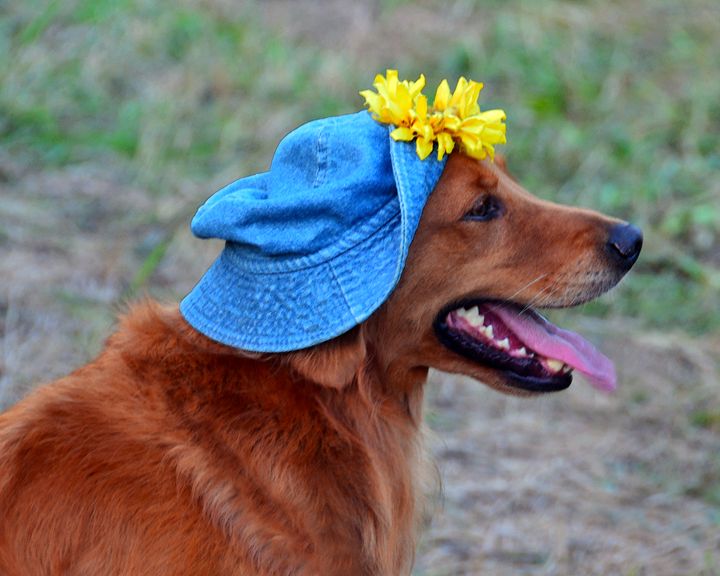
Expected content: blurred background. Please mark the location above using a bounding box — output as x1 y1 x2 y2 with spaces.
1 0 718 573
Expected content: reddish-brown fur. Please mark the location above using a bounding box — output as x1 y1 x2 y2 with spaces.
0 155 630 575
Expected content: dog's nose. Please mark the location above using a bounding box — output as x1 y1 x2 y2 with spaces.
606 223 643 270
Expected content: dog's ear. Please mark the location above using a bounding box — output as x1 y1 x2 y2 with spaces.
285 326 367 389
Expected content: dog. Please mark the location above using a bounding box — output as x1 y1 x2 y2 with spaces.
0 153 641 575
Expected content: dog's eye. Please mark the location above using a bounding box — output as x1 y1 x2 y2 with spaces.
464 195 504 222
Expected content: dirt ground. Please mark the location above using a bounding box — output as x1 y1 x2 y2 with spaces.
1 152 719 576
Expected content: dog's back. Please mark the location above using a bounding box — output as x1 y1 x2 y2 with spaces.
0 304 242 574
0 302 423 575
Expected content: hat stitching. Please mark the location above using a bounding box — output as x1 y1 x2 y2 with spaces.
312 123 328 190
328 260 359 323
181 261 357 350
389 136 411 281
220 197 400 274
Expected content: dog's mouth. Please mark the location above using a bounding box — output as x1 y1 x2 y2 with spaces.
434 301 616 393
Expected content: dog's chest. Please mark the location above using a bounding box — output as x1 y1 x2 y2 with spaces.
172 401 423 575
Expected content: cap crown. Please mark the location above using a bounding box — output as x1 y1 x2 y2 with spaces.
181 111 446 351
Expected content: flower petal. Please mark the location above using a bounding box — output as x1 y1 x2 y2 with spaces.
390 126 415 141
433 79 450 111
409 74 426 99
437 132 455 160
416 137 434 160
416 94 428 120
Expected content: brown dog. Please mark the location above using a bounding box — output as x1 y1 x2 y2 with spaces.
0 154 641 575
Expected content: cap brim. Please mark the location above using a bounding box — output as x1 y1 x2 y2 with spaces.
180 202 402 352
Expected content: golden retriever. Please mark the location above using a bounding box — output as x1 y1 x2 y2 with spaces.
0 154 641 575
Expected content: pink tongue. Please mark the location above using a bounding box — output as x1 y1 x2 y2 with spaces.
490 305 617 392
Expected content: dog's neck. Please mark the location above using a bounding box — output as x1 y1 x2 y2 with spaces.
114 303 431 574
278 317 434 575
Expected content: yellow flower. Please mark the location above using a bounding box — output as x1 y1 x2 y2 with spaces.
360 70 426 128
360 70 507 162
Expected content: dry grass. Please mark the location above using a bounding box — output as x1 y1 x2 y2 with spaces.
1 0 719 574
418 328 720 575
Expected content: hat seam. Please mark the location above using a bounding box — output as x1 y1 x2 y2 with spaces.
389 137 410 282
328 259 360 323
313 123 328 189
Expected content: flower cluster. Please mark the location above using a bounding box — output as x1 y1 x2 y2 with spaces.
360 70 507 161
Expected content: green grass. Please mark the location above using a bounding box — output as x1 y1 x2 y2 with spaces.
1 0 718 332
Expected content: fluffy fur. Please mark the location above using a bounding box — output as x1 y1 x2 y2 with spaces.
0 154 633 575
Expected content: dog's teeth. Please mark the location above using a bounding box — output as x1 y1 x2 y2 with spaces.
546 359 564 373
497 337 510 350
517 347 528 357
484 325 494 339
561 365 573 374
466 306 484 327
457 307 485 327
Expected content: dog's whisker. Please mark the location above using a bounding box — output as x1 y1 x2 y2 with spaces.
519 280 562 314
506 273 549 302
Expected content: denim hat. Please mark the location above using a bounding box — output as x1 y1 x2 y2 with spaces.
180 110 446 351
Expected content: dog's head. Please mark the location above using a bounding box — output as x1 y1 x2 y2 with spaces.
289 153 642 395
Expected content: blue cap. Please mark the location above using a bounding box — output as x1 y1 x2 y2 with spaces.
180 110 446 352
